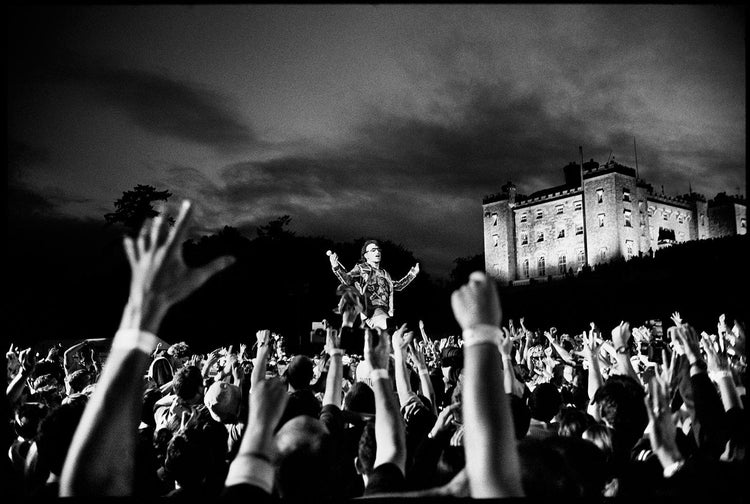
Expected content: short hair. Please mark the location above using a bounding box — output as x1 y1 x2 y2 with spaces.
360 239 380 260
35 401 86 475
285 355 313 390
556 406 595 438
592 375 647 451
344 382 375 416
167 342 192 360
357 420 377 476
528 382 562 422
275 416 337 499
164 428 209 488
66 369 92 394
171 365 203 401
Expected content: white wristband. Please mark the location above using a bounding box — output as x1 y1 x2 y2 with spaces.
462 325 501 348
709 370 732 381
369 369 389 381
418 368 430 376
112 329 158 355
225 453 275 493
328 349 344 357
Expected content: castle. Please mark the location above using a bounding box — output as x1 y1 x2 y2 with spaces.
483 158 747 285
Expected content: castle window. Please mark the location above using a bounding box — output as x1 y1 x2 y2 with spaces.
522 259 530 278
558 255 566 274
575 224 584 235
741 218 746 229
638 201 644 213
491 213 498 226
556 205 564 215
599 247 607 261
521 232 528 245
640 222 646 236
493 264 501 276
597 189 604 203
574 200 582 211
537 256 546 276
677 214 684 224
537 232 544 242
520 213 528 223
624 209 632 227
536 209 543 220
492 234 499 247
663 211 668 221
558 228 565 239
700 213 705 226
626 240 634 260
598 213 605 227
623 188 631 202
577 250 585 266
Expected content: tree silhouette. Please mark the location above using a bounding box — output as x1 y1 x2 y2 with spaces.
104 185 175 236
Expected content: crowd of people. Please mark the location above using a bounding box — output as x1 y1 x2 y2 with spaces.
5 200 747 500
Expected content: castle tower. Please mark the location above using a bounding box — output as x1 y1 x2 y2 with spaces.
483 182 517 284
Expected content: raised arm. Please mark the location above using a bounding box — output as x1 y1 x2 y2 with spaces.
322 326 343 408
391 323 416 407
544 328 576 365
250 330 272 390
365 327 407 475
7 348 35 408
408 340 437 416
451 272 523 498
393 263 419 291
610 321 639 382
499 328 524 397
224 378 289 495
702 333 742 412
582 330 604 420
60 200 235 496
329 252 358 285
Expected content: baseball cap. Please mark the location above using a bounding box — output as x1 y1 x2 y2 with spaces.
204 381 241 423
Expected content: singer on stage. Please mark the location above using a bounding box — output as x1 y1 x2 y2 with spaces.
328 240 419 330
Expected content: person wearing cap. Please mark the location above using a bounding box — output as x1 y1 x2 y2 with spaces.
328 240 419 330
204 381 244 460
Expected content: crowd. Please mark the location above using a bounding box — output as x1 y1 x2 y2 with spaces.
5 200 747 500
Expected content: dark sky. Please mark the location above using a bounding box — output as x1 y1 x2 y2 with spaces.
8 5 746 277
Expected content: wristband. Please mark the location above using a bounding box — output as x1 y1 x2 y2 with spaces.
328 349 344 357
112 329 158 355
709 370 732 380
369 369 389 381
462 325 501 348
225 452 275 493
418 368 430 376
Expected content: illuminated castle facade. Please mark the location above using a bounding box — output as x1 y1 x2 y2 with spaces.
483 158 747 285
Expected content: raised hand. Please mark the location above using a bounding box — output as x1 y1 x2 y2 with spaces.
407 340 427 370
644 375 683 469
672 324 701 364
364 328 391 371
429 402 461 438
451 271 501 330
391 323 410 354
256 330 271 349
328 251 340 269
611 321 631 351
498 327 513 357
122 201 235 326
324 326 341 354
670 311 683 327
410 263 420 276
701 334 729 373
658 346 677 386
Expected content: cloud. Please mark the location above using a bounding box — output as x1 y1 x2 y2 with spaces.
53 62 260 154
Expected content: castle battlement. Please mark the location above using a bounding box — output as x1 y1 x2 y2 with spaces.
482 159 746 285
